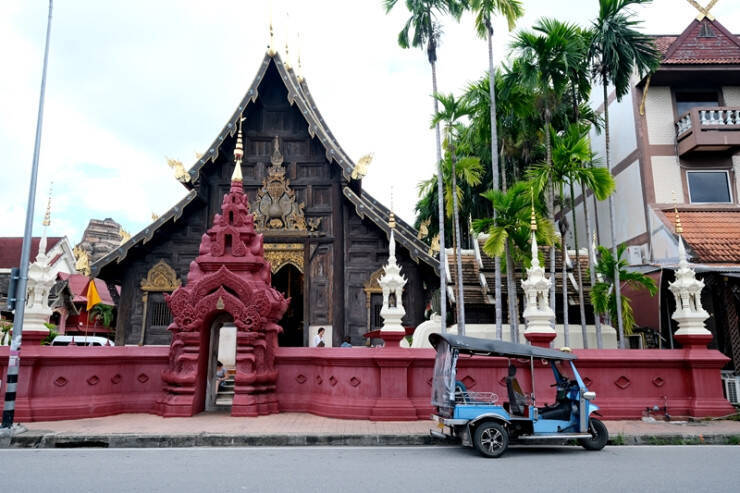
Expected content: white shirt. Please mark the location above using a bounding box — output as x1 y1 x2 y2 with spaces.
313 334 323 347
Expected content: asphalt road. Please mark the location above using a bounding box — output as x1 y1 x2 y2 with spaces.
2 445 739 492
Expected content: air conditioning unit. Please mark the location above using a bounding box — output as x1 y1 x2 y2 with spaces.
626 245 643 266
721 371 740 405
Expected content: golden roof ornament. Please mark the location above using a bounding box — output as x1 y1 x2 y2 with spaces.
119 227 131 245
417 218 430 240
389 211 396 230
167 157 191 183
672 191 683 235
351 153 373 180
429 234 440 256
232 117 245 182
687 0 718 21
152 212 159 221
73 246 91 277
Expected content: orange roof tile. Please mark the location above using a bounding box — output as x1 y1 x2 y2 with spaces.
664 209 740 263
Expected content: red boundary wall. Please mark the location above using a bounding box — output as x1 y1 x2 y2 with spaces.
0 345 733 422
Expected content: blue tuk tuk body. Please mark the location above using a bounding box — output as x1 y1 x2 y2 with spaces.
429 334 608 458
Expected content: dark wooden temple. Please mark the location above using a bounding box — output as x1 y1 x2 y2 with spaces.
93 52 438 347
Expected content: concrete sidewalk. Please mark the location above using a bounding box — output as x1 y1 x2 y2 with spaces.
2 412 740 448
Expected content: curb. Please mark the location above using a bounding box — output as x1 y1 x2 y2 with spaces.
5 432 444 449
2 431 739 448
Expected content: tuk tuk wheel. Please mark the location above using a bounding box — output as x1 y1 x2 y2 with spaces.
473 422 509 458
579 418 608 451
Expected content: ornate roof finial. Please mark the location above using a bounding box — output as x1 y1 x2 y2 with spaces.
672 190 683 235
530 187 537 232
232 117 245 183
284 41 291 70
388 186 396 229
267 21 276 56
42 182 52 227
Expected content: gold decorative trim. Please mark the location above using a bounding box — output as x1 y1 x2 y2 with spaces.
252 136 320 232
264 243 304 274
141 260 181 292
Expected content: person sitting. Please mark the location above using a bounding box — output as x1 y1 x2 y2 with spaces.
340 336 352 348
215 361 226 392
506 365 527 416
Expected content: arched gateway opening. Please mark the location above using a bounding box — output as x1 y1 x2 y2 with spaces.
154 138 288 418
274 264 304 347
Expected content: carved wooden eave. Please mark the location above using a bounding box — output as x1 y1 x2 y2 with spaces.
91 190 198 277
342 186 439 274
185 52 359 186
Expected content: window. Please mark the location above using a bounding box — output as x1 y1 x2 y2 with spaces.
149 301 173 327
687 171 732 203
675 91 719 116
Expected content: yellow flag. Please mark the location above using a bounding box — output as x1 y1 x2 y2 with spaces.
86 278 102 311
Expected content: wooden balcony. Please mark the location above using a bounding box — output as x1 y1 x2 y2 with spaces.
675 107 740 156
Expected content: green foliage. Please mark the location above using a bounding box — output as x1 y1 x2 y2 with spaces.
384 0 466 63
470 0 524 36
42 324 59 346
90 303 114 327
589 244 657 335
588 0 661 99
474 181 556 264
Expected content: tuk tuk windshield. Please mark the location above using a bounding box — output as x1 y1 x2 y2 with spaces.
431 339 458 408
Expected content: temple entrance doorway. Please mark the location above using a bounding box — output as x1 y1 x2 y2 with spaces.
274 264 304 347
203 314 236 412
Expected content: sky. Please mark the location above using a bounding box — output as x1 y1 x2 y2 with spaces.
1 0 739 245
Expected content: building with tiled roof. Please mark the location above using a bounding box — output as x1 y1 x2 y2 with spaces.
0 236 76 318
569 11 740 366
92 51 438 347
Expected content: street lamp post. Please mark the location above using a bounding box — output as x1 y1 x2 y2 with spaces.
1 0 54 429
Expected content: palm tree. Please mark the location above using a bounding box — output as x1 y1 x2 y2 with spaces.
432 92 477 334
385 0 466 333
474 181 556 342
513 18 584 318
588 0 660 347
590 244 657 339
90 303 114 328
469 0 524 340
529 124 615 347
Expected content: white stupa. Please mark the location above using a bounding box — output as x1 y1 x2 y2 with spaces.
668 207 711 337
379 212 407 333
24 193 56 333
522 203 556 341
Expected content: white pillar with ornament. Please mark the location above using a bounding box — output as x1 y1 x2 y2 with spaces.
23 193 55 344
522 203 556 347
668 206 712 345
378 212 408 347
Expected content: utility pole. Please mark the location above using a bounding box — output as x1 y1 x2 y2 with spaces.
1 0 54 429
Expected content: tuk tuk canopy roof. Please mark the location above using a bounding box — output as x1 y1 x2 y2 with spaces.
428 333 577 361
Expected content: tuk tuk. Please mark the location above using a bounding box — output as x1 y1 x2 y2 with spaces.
429 333 608 458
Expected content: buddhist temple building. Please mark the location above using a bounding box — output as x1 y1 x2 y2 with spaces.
92 51 438 347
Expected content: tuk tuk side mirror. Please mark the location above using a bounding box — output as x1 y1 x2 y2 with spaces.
583 391 596 401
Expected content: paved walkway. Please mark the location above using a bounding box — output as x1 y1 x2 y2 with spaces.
3 412 740 448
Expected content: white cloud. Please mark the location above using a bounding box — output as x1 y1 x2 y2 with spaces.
1 0 738 244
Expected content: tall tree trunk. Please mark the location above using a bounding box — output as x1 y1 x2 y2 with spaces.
545 112 556 320
487 23 503 340
505 240 518 342
584 190 603 348
570 181 588 349
560 184 569 347
603 79 625 347
431 60 447 333
451 150 466 335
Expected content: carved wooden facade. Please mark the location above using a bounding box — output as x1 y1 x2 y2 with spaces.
93 53 438 346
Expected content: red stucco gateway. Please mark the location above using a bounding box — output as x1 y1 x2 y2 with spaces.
153 150 288 418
